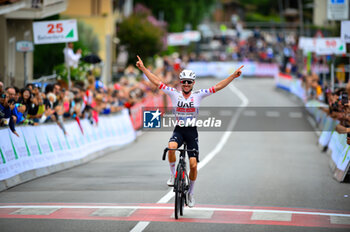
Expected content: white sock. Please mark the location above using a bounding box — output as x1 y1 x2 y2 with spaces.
189 180 195 195
169 162 176 176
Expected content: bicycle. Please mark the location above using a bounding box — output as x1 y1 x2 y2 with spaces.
162 142 199 219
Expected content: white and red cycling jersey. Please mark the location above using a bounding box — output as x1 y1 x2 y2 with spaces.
158 82 216 123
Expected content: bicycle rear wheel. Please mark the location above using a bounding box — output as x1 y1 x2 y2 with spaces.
174 166 182 219
179 171 185 216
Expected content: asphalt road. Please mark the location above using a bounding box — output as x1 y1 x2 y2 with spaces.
0 77 349 232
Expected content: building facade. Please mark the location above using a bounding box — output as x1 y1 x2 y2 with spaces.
61 0 123 84
0 0 67 87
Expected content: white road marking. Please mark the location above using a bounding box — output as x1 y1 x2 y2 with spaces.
288 112 303 118
10 208 59 215
2 205 350 218
171 209 214 219
265 111 280 117
199 110 211 116
243 110 257 117
130 222 150 232
219 110 233 116
330 216 350 224
130 83 249 232
91 208 136 217
251 212 292 221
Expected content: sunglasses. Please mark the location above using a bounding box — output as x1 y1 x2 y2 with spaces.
180 80 194 85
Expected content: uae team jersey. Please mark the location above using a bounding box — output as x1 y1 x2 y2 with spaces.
159 82 216 123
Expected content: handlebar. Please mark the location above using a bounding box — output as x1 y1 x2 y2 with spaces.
162 147 199 160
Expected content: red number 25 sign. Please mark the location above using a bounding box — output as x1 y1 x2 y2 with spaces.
33 19 78 44
47 23 63 34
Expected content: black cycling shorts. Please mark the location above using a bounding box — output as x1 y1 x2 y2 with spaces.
169 126 199 162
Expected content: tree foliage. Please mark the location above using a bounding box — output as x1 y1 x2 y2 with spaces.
117 13 165 63
134 0 216 32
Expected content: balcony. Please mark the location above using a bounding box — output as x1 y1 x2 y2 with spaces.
5 0 67 19
0 0 26 15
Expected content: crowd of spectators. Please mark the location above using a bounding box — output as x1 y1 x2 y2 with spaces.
316 82 350 145
195 26 298 75
0 54 186 137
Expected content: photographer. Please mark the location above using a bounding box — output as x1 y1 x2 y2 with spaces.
334 90 350 145
0 97 20 137
0 93 11 122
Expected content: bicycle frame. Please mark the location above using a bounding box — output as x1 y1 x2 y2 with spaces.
162 143 198 219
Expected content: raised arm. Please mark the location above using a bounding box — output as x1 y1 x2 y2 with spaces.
136 55 161 86
213 65 244 92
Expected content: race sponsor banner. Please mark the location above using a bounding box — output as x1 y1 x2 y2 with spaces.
186 62 279 78
330 132 347 166
341 20 350 43
329 131 350 182
315 37 347 55
298 37 317 54
337 146 350 171
319 117 337 146
0 111 136 181
66 122 83 150
21 126 41 156
290 79 307 101
167 31 201 46
34 126 54 154
0 129 14 179
119 109 136 144
299 37 346 55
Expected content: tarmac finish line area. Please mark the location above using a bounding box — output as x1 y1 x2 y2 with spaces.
1 79 350 232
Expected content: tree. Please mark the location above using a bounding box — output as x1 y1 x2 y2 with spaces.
117 12 165 64
134 0 216 32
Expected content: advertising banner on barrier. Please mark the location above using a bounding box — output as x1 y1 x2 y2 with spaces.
318 117 337 147
330 132 350 182
341 20 350 43
0 111 136 181
186 62 279 78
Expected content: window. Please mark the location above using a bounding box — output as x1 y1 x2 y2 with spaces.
91 0 101 16
7 37 15 82
24 30 31 41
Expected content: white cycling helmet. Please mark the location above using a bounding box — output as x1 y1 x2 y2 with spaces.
179 69 196 80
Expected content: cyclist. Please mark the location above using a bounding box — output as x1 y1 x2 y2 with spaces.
136 55 243 207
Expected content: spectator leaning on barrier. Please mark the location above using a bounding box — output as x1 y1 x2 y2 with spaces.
18 88 32 115
12 103 26 125
5 87 16 100
27 85 42 121
0 93 11 122
7 99 19 137
330 89 350 145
